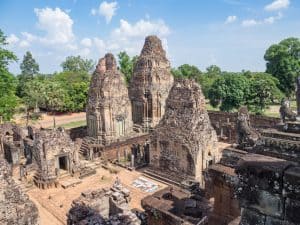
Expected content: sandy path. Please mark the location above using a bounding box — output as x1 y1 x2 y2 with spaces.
17 112 87 128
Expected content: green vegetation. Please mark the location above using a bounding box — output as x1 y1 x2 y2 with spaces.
118 51 138 85
264 37 300 97
61 55 94 73
0 29 18 121
0 28 298 121
55 120 86 129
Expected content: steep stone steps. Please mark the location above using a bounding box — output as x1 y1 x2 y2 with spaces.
261 129 300 141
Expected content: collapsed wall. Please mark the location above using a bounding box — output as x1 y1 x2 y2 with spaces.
0 159 39 225
67 182 141 225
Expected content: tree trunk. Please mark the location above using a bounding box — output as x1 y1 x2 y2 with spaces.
25 106 29 127
34 101 39 113
53 111 56 129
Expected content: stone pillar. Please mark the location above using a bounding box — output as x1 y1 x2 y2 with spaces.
297 76 300 115
117 150 120 162
131 154 135 167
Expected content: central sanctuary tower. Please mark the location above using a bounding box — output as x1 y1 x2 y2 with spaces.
129 35 174 131
86 53 133 145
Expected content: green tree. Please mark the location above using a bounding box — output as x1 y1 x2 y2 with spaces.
171 64 202 80
61 55 94 73
41 80 70 127
199 65 221 97
208 73 249 111
53 71 90 111
247 73 283 113
118 51 138 85
264 37 300 97
0 29 18 121
17 51 40 97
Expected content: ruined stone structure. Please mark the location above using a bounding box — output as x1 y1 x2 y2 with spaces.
204 147 246 225
236 154 300 225
86 53 133 145
67 182 141 225
149 79 218 187
208 111 281 144
129 35 174 131
236 107 260 149
279 98 297 122
29 127 81 188
0 123 27 165
297 76 300 115
0 159 39 225
142 187 211 225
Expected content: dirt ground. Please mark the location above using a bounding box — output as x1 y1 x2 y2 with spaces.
26 166 167 225
15 112 86 128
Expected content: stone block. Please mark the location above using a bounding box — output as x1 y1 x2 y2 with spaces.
283 166 300 200
240 208 266 225
285 198 300 224
265 217 285 225
240 190 283 218
237 154 292 194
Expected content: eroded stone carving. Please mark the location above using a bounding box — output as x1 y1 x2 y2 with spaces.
237 106 260 148
150 78 218 187
0 159 39 225
280 98 297 122
87 53 133 144
129 35 174 131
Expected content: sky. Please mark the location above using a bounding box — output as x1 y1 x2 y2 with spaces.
1 0 300 74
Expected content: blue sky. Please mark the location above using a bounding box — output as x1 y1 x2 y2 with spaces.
1 0 300 74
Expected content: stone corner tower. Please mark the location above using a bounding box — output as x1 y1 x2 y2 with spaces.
86 53 133 144
129 35 174 131
149 78 218 187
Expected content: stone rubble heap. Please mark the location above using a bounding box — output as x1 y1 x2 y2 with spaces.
0 159 39 225
67 182 141 225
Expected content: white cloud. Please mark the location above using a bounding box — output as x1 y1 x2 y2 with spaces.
113 19 170 39
7 34 19 45
265 0 290 11
242 19 258 27
33 7 75 45
225 15 237 24
91 1 118 23
264 12 283 24
19 40 30 48
242 13 283 27
81 38 92 47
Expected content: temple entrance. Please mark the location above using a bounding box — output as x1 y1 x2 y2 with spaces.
58 156 68 171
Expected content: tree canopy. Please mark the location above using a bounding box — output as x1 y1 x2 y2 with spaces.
61 55 94 73
208 73 250 111
118 51 138 85
17 51 40 97
0 29 18 121
264 37 300 97
171 64 202 80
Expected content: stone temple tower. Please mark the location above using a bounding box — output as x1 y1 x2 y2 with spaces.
129 35 174 131
86 53 132 144
149 79 218 187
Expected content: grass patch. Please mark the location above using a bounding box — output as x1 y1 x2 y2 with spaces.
60 120 86 129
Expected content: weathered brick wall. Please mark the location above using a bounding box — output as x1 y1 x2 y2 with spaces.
67 126 87 140
208 111 280 143
102 134 150 161
236 153 300 225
